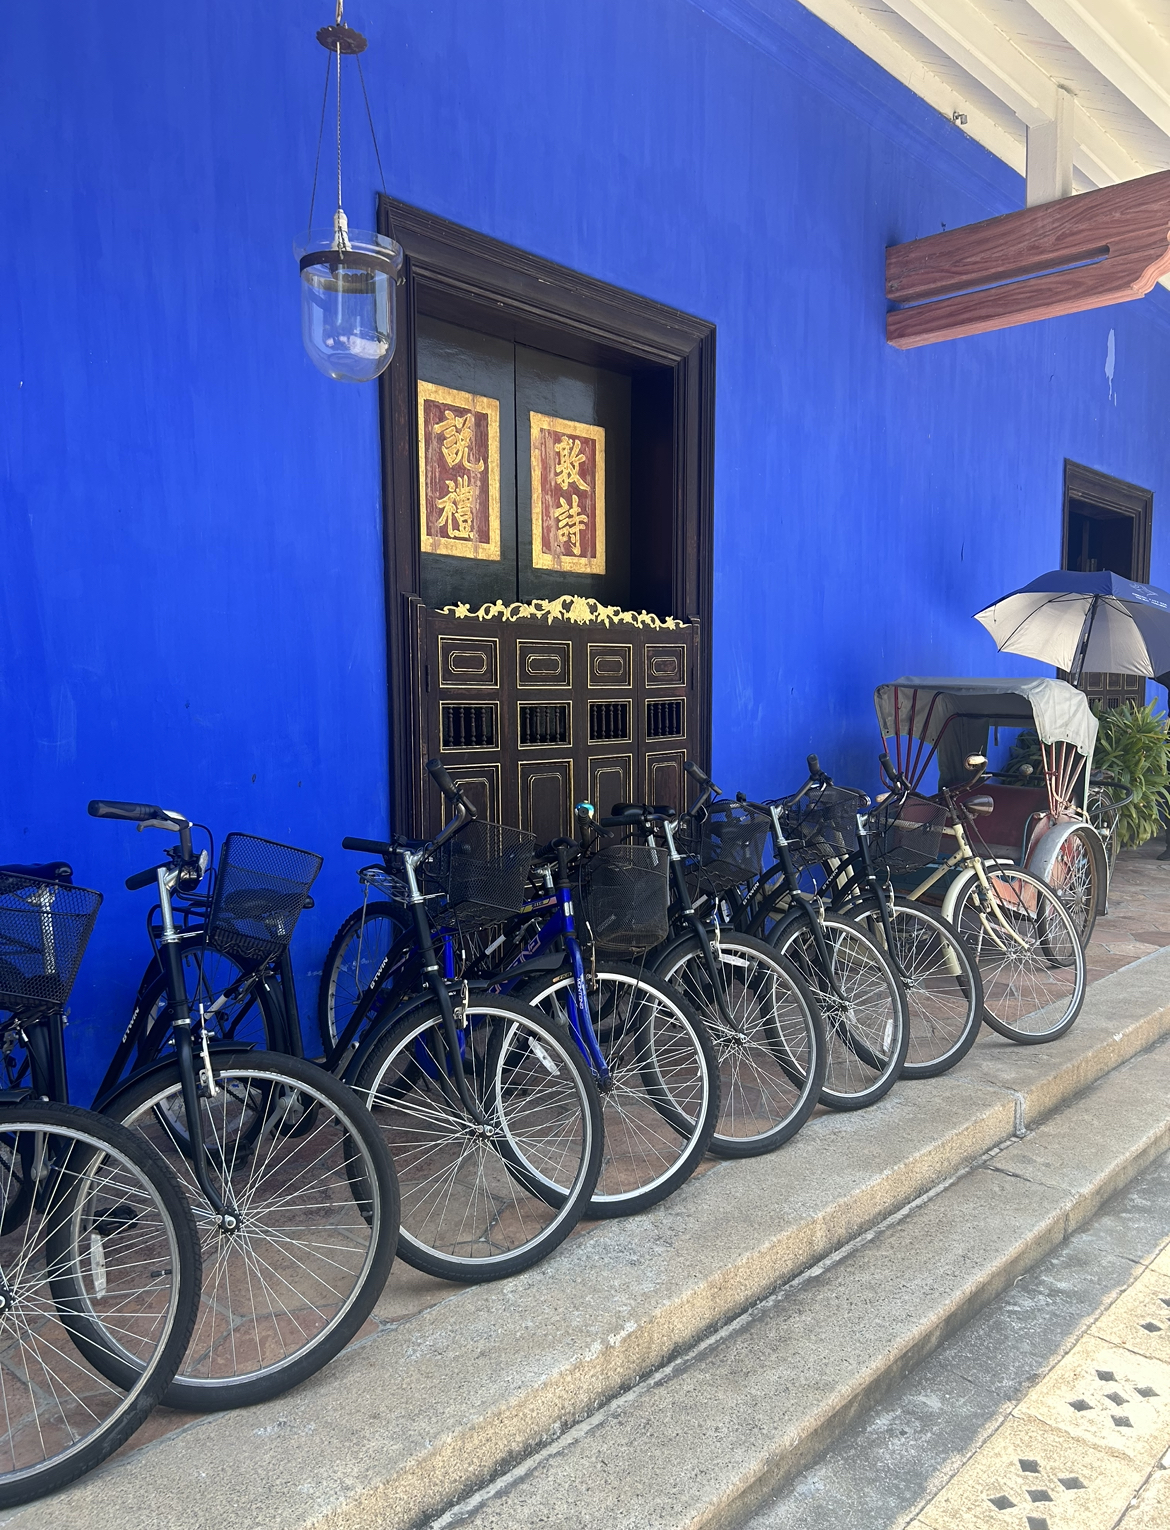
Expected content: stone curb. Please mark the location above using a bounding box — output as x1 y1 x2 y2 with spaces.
9 947 1170 1530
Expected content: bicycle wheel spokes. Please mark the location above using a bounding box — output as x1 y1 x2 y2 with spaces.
0 1106 197 1507
358 1002 599 1279
656 935 824 1154
113 1056 393 1405
522 968 716 1217
856 901 982 1077
955 868 1086 1041
772 915 907 1109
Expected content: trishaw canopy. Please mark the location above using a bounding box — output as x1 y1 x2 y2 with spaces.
874 677 1098 788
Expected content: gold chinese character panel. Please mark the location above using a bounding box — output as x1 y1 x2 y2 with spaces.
530 413 605 576
418 381 501 561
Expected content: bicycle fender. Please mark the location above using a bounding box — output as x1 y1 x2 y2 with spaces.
340 990 437 1086
938 860 1017 926
91 1040 250 1114
1026 820 1109 917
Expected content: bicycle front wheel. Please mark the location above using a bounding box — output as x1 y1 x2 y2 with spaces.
355 999 603 1281
0 1102 200 1509
317 901 408 1054
653 934 826 1156
518 964 719 1216
767 909 909 1110
949 866 1086 1042
843 897 984 1079
103 1050 399 1411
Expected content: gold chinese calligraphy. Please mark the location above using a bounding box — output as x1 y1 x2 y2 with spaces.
529 412 605 575
418 381 501 560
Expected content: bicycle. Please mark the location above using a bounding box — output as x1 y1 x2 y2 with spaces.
12 806 403 1413
471 818 721 1213
338 761 605 1280
713 764 911 1110
0 865 201 1506
764 760 986 1080
590 774 827 1154
868 757 1087 1043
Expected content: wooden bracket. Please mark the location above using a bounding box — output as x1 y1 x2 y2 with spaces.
886 169 1170 349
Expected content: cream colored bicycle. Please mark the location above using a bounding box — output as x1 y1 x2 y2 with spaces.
872 755 1086 1044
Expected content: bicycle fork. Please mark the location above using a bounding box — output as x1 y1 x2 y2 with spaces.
154 866 239 1229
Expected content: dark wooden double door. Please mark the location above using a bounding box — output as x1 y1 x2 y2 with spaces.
409 598 699 842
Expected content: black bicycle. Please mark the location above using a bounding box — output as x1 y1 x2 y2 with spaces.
0 864 202 1507
2 807 401 1415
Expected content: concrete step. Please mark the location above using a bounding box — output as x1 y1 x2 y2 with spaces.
435 1036 1170 1529
10 947 1170 1530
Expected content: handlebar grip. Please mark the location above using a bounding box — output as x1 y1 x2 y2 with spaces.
342 836 393 856
125 863 166 891
684 760 710 785
806 754 821 775
90 800 164 823
426 758 477 820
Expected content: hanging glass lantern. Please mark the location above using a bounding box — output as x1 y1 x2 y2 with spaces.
296 6 402 383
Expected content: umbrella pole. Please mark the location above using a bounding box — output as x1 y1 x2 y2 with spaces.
1068 596 1100 688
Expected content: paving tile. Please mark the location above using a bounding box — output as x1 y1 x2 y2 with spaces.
1093 1266 1170 1366
1117 1465 1170 1527
916 1415 1138 1530
1016 1338 1170 1470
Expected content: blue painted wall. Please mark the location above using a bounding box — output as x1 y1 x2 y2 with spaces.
3 0 1169 1093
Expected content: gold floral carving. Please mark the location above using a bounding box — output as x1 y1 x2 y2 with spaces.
439 595 681 630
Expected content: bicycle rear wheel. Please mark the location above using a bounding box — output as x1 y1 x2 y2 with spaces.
317 902 408 1054
843 897 984 1078
102 1050 399 1410
767 909 909 1109
0 1102 200 1509
517 964 719 1216
949 866 1086 1042
652 934 826 1156
355 999 603 1280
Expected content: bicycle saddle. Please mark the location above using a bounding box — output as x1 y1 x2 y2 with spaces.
0 862 74 885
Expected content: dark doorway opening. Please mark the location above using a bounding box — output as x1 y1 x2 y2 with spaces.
1061 460 1154 709
377 198 715 836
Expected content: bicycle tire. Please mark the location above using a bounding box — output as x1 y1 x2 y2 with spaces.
652 933 826 1156
0 1102 200 1509
766 908 909 1110
1038 825 1100 946
841 897 984 1079
317 901 409 1054
355 998 602 1280
948 866 1086 1043
516 963 719 1216
101 1050 399 1410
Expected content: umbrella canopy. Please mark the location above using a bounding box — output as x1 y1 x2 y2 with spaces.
974 570 1170 681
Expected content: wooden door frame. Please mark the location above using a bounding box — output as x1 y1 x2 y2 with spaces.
1061 459 1153 581
376 196 716 834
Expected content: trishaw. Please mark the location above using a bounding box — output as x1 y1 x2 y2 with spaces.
873 677 1110 943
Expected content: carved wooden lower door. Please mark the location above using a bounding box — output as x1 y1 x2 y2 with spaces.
407 597 699 841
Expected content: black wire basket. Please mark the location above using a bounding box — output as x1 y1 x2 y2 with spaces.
678 800 772 896
779 786 867 876
579 844 670 955
426 819 537 931
205 833 323 966
0 872 102 1013
867 795 949 874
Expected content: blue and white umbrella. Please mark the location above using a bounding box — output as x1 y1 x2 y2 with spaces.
974 571 1170 684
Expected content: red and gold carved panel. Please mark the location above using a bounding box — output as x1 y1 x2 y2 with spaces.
418 381 501 561
529 412 605 575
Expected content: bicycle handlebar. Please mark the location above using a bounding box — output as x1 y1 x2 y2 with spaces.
342 835 393 857
426 758 477 820
126 863 169 892
89 799 190 829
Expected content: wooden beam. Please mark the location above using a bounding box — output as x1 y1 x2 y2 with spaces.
885 168 1170 348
